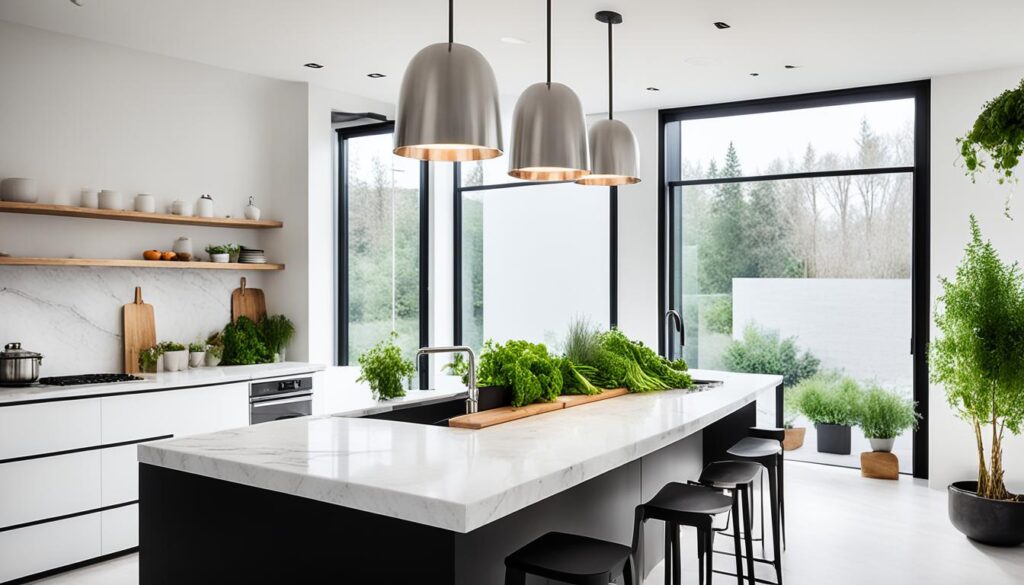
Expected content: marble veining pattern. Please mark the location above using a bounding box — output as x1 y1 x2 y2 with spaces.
0 266 265 376
139 369 782 533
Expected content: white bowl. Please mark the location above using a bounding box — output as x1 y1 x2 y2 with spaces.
0 178 38 203
98 190 123 210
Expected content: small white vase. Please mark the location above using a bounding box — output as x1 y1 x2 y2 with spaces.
196 194 214 218
244 196 261 220
189 351 206 368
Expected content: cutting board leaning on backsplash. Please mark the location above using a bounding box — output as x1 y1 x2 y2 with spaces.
231 277 267 323
122 286 156 374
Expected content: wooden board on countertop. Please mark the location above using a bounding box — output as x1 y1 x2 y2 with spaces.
448 401 565 430
123 286 156 374
860 451 899 480
557 387 629 407
231 277 267 323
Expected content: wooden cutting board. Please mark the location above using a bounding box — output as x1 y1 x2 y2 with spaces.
448 401 565 430
123 286 156 374
557 387 629 408
231 277 267 323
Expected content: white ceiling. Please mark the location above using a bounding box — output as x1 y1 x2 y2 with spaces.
2 0 1024 114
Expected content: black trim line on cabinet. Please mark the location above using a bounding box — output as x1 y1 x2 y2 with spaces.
0 434 173 465
0 500 138 534
2 547 138 585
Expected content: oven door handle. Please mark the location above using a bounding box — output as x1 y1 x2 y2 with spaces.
250 395 312 407
250 390 311 403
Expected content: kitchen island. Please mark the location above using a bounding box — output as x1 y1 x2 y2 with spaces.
137 369 781 584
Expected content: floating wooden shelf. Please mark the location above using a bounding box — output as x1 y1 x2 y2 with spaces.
0 201 282 229
0 257 284 271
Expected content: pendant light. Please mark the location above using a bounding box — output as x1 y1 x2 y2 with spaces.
577 11 640 186
508 0 590 181
394 0 503 161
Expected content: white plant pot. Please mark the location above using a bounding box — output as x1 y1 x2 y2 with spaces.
205 352 222 367
156 354 165 373
189 351 206 368
211 253 229 263
868 437 896 453
164 350 188 372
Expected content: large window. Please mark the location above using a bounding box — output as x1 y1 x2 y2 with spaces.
338 123 427 384
661 82 930 476
455 157 616 353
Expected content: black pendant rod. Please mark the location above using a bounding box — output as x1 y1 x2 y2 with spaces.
448 0 454 45
546 0 552 87
607 19 613 119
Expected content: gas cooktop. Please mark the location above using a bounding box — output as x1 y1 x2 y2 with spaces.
37 373 144 386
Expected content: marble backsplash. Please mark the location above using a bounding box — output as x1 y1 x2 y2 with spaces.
0 267 266 376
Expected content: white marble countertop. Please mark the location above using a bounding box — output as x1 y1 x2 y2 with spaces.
139 369 781 533
0 362 326 405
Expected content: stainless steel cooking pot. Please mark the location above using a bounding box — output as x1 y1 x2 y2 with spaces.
0 342 43 386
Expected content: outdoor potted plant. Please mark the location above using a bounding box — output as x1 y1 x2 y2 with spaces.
357 332 415 401
260 314 295 362
857 385 920 453
931 216 1024 546
790 373 863 455
205 244 229 263
159 341 188 372
188 342 206 368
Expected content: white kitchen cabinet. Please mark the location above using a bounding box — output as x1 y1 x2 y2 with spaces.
0 399 101 460
0 450 101 528
101 504 138 555
101 382 249 444
100 443 139 506
0 512 101 583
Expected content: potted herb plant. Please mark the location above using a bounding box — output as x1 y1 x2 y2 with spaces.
220 317 273 365
958 79 1024 189
138 346 162 374
188 342 206 368
357 332 415 401
205 331 223 366
857 385 920 453
205 244 229 263
260 315 295 362
159 341 187 372
790 373 863 455
226 244 241 263
931 216 1024 546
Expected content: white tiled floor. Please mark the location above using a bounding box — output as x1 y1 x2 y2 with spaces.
27 462 1024 585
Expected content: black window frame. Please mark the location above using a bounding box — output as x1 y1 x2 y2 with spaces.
658 80 931 479
452 163 619 346
337 121 430 390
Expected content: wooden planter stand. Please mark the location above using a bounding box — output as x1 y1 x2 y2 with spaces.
861 451 899 480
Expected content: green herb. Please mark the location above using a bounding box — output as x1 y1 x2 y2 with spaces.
206 344 223 359
157 341 185 352
260 314 296 354
597 330 692 392
477 339 562 406
225 244 241 256
563 316 602 367
789 373 863 427
958 79 1024 194
722 325 820 388
931 215 1024 501
356 332 415 400
858 385 920 440
205 244 229 255
557 358 601 396
221 317 273 365
188 342 205 353
138 346 161 373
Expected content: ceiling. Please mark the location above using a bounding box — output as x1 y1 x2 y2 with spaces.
2 0 1024 114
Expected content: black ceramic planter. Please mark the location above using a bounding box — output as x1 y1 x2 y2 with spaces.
815 423 852 454
477 386 513 411
948 481 1024 546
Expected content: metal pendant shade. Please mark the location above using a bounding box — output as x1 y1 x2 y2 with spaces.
509 0 590 181
393 2 503 161
577 10 641 186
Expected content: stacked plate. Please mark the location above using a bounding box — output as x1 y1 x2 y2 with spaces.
238 247 267 264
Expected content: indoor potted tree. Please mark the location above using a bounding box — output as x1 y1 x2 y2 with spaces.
931 216 1024 546
790 373 863 455
857 385 920 453
357 332 415 401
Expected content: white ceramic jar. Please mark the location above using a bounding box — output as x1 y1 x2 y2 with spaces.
98 190 123 210
244 196 261 220
134 193 156 213
0 178 38 203
171 200 193 216
172 237 192 256
196 194 214 218
80 188 99 208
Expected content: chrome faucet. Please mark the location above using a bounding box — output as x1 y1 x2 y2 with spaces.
664 309 685 358
415 346 478 414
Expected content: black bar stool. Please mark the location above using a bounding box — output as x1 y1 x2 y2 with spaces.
697 461 760 585
725 429 785 585
504 531 634 585
634 482 737 585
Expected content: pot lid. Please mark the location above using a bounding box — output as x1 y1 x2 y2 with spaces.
2 342 42 359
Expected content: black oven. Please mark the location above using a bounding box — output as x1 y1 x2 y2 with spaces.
249 376 313 425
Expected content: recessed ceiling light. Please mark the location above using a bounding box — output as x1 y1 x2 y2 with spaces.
304 63 324 69
714 22 730 29
749 72 760 77
646 87 661 91
501 36 528 45
367 73 386 79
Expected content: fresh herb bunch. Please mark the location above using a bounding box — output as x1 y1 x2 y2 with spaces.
558 358 601 396
858 385 920 440
188 342 205 353
789 373 863 427
477 339 562 407
598 330 692 392
931 215 1024 501
558 317 604 396
158 341 185 352
138 346 161 373
221 316 273 365
205 244 229 255
260 314 296 354
958 79 1024 188
356 332 415 400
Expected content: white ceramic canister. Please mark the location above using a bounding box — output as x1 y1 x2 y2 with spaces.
196 194 214 218
98 190 123 210
244 195 261 221
171 200 193 216
0 178 38 203
172 237 193 256
134 193 156 213
80 188 99 208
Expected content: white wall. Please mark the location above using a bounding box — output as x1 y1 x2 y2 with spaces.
930 65 1024 491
